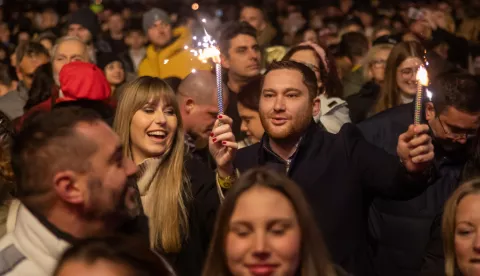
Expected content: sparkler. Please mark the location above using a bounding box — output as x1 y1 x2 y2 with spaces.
189 28 224 114
415 66 429 125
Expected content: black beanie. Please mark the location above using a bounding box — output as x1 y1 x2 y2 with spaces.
68 8 100 39
97 53 123 71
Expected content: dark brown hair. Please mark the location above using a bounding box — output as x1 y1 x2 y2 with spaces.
15 41 49 66
202 167 337 276
11 107 100 210
263 60 319 101
218 21 257 57
283 43 344 99
238 76 262 111
53 235 176 276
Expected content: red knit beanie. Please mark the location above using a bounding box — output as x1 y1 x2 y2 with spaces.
59 61 111 101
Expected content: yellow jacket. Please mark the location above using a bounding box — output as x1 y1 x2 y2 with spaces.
138 27 211 79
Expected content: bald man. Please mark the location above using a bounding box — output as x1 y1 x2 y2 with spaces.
177 71 228 154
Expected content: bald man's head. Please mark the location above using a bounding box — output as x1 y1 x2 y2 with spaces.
178 70 228 104
177 70 229 144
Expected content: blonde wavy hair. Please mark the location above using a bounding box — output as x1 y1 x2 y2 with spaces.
443 179 480 276
113 76 191 253
361 44 394 82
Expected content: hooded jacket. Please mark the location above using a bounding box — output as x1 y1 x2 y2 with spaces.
138 27 211 79
233 122 432 276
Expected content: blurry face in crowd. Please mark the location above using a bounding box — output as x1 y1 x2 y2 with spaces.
53 40 89 84
396 57 422 97
108 14 125 35
342 24 363 34
68 24 93 45
238 103 265 143
125 31 146 50
147 20 172 48
374 29 392 40
454 193 480 276
369 48 391 83
240 7 266 32
184 94 225 143
0 23 10 43
56 259 134 276
473 56 480 76
72 121 137 222
259 69 315 142
104 61 125 87
302 29 319 44
130 98 178 164
409 20 432 40
425 104 480 150
18 54 49 89
288 50 322 90
18 32 31 44
226 185 301 276
222 35 261 79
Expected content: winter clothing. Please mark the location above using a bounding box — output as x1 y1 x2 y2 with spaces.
68 8 100 39
257 24 278 48
0 201 69 276
342 66 366 98
0 82 28 120
138 27 211 79
97 52 123 71
137 155 219 276
59 61 111 101
142 8 171 33
233 121 433 276
346 80 381 124
314 94 350 134
358 102 464 276
431 27 469 69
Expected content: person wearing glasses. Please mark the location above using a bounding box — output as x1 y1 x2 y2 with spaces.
347 40 394 123
371 41 426 116
357 71 480 276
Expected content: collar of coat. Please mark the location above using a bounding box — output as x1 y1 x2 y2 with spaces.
257 121 320 171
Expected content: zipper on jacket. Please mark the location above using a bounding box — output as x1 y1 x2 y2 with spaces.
263 144 294 174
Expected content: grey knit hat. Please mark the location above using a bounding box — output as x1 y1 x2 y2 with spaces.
143 8 171 33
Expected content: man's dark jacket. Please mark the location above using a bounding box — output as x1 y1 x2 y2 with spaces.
234 122 431 276
358 103 464 276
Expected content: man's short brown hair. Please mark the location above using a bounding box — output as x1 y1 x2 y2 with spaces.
15 41 50 66
11 107 100 209
262 60 318 100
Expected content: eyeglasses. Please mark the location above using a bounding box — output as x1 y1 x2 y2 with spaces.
437 116 477 140
398 66 420 79
370 59 386 68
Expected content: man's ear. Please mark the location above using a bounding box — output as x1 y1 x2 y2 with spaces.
425 102 436 121
53 171 84 205
185 98 195 114
221 53 230 69
312 96 321 117
16 67 23 81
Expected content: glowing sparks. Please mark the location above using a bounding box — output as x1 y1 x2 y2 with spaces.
163 59 169 64
189 29 221 64
191 69 197 73
184 45 189 50
202 18 207 23
426 89 433 100
192 3 199 10
416 66 429 86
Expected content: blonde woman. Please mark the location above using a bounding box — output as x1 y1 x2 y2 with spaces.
113 76 219 276
442 179 480 276
346 43 393 123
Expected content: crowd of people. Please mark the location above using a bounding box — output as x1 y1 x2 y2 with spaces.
1 0 480 275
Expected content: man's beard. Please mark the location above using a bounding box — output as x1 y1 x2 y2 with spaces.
85 176 133 222
259 109 311 145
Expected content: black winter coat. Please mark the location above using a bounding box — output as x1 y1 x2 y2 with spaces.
234 122 432 276
346 80 381 124
358 103 464 276
162 156 220 276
